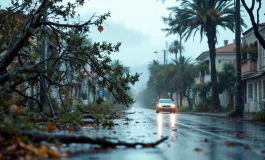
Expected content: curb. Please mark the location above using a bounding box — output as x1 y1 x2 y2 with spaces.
190 112 252 121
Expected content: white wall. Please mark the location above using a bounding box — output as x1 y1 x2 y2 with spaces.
245 76 265 112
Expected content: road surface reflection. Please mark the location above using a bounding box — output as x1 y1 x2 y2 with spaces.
156 113 176 138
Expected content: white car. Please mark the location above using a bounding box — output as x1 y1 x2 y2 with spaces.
156 98 176 113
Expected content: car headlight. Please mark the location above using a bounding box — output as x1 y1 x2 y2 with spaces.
171 104 176 108
158 104 162 108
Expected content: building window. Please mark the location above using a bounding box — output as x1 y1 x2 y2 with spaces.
248 83 253 100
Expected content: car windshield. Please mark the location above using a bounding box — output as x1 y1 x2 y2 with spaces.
159 99 173 103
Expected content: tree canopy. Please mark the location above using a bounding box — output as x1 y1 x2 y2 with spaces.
0 0 139 113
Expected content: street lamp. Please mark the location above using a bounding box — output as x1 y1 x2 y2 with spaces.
154 50 167 65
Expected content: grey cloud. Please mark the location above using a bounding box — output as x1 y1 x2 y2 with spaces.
89 20 149 47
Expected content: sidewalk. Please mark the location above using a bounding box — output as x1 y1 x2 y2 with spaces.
190 112 252 121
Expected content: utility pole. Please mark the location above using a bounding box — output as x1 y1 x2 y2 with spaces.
40 14 47 108
235 0 243 117
163 50 166 65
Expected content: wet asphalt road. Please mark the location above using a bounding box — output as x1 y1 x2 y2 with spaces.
66 106 265 160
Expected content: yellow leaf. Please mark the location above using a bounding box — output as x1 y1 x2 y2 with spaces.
46 121 57 132
98 25 103 33
48 149 61 158
38 146 48 154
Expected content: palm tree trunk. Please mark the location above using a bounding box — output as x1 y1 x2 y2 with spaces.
176 90 179 107
180 90 183 107
206 24 220 111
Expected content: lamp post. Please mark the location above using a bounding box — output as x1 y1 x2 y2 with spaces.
220 0 243 116
235 0 243 117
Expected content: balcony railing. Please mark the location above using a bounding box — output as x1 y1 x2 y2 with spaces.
241 59 257 74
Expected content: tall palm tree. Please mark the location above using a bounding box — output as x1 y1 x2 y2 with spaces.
168 40 185 60
163 0 246 110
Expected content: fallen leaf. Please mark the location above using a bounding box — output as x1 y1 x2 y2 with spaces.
227 143 235 147
48 149 61 158
204 138 208 142
61 152 69 158
261 150 265 154
135 121 139 123
113 131 117 134
46 121 57 132
244 146 251 150
0 153 3 159
6 144 17 152
172 129 177 131
194 148 202 152
38 146 48 154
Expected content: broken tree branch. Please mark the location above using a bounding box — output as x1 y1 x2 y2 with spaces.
0 130 168 148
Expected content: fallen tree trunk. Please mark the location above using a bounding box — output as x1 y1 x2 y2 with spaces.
1 131 168 148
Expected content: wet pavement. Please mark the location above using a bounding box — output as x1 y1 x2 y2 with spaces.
64 106 265 160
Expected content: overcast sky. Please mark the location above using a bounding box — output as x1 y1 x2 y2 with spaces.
1 0 264 67
1 0 265 90
76 0 265 67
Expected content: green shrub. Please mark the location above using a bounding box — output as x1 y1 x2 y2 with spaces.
176 107 191 112
194 99 210 112
226 108 237 117
252 101 265 121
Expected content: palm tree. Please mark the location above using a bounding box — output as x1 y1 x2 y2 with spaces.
197 62 209 83
163 0 246 111
168 40 185 60
173 56 196 107
148 60 160 74
111 59 130 74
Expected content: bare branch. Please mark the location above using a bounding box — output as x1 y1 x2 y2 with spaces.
40 13 97 28
14 88 42 109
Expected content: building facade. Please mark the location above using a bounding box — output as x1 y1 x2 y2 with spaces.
241 24 265 112
195 40 236 108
